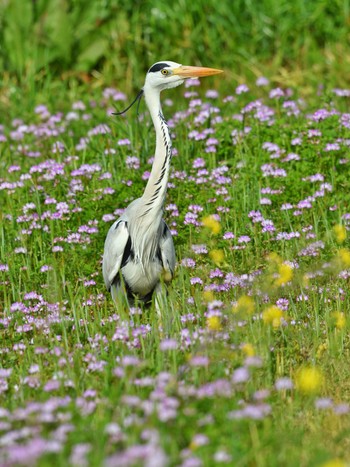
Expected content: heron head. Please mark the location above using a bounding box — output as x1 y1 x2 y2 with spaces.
144 61 223 91
113 61 222 116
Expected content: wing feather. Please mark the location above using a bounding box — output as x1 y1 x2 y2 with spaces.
102 220 130 290
159 221 176 281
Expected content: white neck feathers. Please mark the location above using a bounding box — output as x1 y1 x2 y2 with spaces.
141 86 172 214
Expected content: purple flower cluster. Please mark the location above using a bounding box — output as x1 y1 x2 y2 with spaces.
1 76 350 466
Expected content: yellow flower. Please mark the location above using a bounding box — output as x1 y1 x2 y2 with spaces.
333 224 347 244
275 263 293 287
241 343 255 357
295 366 323 394
203 290 215 302
316 342 328 358
337 248 350 268
332 311 346 329
302 274 310 288
206 316 222 331
262 305 284 328
209 249 224 265
202 215 221 234
321 459 347 467
232 295 255 315
162 269 173 283
267 252 282 264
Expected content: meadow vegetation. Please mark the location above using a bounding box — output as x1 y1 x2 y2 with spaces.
1 1 350 466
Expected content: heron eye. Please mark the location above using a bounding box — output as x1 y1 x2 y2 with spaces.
161 69 169 76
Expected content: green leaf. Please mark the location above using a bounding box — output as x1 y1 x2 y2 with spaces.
76 38 109 71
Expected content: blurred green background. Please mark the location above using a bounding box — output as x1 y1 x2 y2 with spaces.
0 0 350 92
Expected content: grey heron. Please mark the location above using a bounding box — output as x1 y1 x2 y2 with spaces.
102 61 223 309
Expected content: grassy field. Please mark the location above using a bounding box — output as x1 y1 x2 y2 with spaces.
1 1 350 466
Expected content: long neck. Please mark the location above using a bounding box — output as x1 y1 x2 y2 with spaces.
141 86 172 216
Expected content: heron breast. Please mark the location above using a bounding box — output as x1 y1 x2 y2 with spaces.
122 259 163 297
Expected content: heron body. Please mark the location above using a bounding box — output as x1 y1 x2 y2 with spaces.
103 61 222 308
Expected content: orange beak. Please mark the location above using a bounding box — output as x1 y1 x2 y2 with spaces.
172 65 223 78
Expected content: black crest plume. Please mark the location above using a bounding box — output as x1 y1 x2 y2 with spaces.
112 89 144 116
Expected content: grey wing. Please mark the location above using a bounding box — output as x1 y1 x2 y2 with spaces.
159 221 176 281
102 219 130 291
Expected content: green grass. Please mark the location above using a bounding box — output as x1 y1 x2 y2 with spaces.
0 73 350 465
1 0 350 93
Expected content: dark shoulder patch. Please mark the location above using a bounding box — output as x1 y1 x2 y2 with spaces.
121 236 133 268
162 222 170 238
148 62 169 73
115 220 127 230
156 246 163 264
